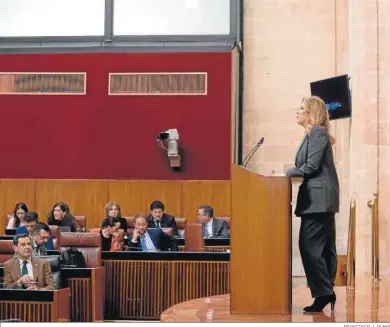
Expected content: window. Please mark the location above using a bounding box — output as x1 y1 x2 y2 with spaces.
0 0 105 37
114 0 230 36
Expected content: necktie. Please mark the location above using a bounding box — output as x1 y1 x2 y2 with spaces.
140 236 147 251
204 225 209 238
21 261 28 276
155 220 160 228
21 261 28 289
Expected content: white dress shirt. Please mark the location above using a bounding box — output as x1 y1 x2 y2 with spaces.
18 257 33 278
205 218 214 238
131 231 157 251
142 231 157 251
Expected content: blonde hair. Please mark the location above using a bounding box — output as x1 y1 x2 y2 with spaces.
301 96 335 144
104 201 122 218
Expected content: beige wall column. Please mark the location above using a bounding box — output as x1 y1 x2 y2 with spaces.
376 0 390 276
348 0 390 276
348 0 376 276
333 0 350 274
377 0 390 276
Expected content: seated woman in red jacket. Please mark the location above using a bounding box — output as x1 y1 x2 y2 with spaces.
47 202 77 232
111 229 128 251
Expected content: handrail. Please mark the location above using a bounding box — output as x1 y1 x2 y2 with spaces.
367 193 379 279
346 199 356 287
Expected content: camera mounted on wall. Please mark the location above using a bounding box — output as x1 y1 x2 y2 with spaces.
157 128 181 170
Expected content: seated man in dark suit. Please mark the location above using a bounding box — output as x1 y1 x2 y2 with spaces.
198 205 229 238
3 234 54 290
128 213 177 251
31 222 52 256
146 200 179 238
15 212 38 235
16 213 54 250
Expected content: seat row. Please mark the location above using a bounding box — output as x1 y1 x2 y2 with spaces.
0 231 102 266
5 214 232 237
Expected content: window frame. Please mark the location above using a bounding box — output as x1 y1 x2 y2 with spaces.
0 0 241 53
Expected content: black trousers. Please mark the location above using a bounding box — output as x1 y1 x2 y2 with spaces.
299 212 337 298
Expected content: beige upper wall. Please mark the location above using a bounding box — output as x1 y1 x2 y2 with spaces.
243 0 337 173
242 0 390 275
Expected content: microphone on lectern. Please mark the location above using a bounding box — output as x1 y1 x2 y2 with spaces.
242 137 264 168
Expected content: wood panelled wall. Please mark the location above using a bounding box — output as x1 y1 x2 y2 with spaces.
0 180 231 232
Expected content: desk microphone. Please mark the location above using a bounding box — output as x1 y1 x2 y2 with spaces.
242 137 264 168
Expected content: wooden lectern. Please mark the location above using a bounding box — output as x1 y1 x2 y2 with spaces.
230 164 292 315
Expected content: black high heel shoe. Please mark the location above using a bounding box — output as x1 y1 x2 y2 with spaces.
303 292 336 312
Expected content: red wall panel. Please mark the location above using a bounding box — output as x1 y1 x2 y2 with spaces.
0 52 231 180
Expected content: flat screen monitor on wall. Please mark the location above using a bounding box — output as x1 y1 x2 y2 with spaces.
310 74 351 120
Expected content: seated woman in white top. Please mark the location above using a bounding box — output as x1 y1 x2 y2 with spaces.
6 202 29 229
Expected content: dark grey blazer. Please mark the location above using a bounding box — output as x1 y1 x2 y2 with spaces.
286 127 339 216
201 218 229 238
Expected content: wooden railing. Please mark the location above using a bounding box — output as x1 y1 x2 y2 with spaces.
61 267 105 322
103 252 230 320
0 289 70 322
0 302 52 322
178 245 229 252
177 238 230 253
367 193 379 279
68 278 92 322
346 199 356 287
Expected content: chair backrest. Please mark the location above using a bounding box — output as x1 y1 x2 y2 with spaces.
49 225 60 250
37 255 61 289
184 223 205 252
124 216 135 235
74 216 86 232
175 218 187 238
161 227 173 236
59 232 101 268
0 240 14 263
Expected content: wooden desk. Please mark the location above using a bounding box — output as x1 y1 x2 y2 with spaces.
0 289 70 322
0 266 104 322
176 238 230 252
61 267 104 322
102 251 230 320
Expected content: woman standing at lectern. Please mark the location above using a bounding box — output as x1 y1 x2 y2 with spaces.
286 96 339 312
